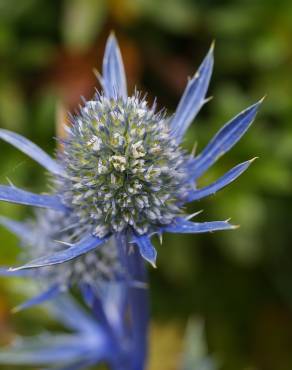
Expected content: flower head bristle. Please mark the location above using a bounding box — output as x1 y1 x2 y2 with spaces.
61 93 192 237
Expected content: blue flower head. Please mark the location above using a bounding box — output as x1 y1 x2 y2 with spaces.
0 34 263 270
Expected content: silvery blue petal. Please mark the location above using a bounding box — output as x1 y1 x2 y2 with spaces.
10 234 107 270
0 336 85 364
187 159 254 202
79 284 110 332
12 284 64 313
163 218 235 233
0 185 66 211
0 129 64 176
92 292 114 334
52 295 100 333
102 283 128 337
133 234 157 267
0 216 32 242
170 44 214 142
102 33 127 100
191 99 263 180
0 267 33 277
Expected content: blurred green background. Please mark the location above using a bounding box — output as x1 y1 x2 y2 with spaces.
0 0 292 369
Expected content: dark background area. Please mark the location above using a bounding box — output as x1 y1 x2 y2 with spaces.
0 0 292 369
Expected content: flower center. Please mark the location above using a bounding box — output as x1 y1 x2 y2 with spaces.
61 94 191 237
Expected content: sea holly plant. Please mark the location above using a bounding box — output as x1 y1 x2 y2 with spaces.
0 33 262 369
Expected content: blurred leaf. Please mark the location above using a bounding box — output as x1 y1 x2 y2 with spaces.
62 0 107 52
17 40 56 69
215 193 265 265
137 0 198 33
0 81 27 130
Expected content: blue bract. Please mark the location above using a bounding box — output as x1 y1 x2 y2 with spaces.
0 294 134 370
0 33 263 270
0 208 123 312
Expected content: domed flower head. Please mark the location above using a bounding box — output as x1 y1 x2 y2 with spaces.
0 34 263 269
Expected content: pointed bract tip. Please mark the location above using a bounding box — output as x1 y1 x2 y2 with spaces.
109 30 116 38
225 219 240 229
151 261 157 269
8 265 26 272
252 96 266 109
54 239 73 247
93 68 102 80
245 96 265 111
6 178 15 187
204 96 213 104
191 141 198 156
192 72 200 80
185 210 204 220
249 156 259 164
210 40 216 52
108 31 118 45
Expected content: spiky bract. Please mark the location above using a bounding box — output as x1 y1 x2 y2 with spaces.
21 209 122 287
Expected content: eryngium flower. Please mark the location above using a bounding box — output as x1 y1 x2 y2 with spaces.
0 34 263 268
61 93 191 237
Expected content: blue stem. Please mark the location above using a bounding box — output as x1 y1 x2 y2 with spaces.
116 232 149 370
